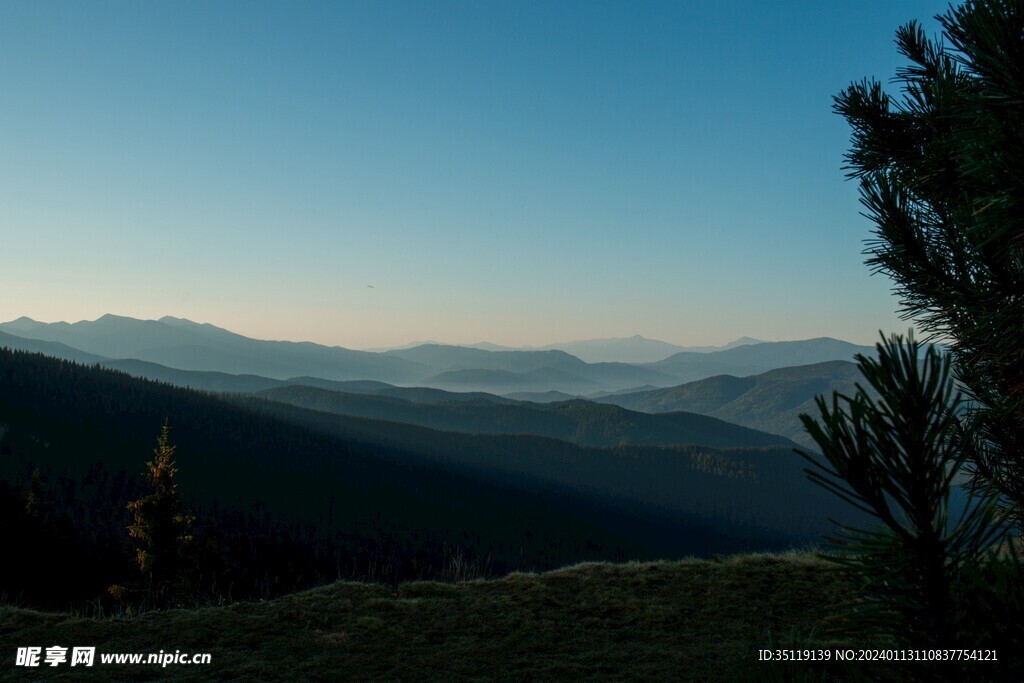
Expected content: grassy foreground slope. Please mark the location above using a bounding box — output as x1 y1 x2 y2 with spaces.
1 554 849 682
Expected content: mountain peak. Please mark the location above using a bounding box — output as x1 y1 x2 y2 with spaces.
95 313 139 324
720 336 765 349
3 316 42 331
159 315 202 326
156 316 239 338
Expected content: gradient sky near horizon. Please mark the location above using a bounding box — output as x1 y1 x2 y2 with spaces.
1 1 948 349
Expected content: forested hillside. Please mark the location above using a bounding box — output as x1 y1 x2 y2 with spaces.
257 385 797 449
0 349 850 611
601 361 866 449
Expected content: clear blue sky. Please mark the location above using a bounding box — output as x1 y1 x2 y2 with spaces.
0 0 948 348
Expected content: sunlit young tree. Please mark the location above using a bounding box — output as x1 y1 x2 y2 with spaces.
126 422 194 602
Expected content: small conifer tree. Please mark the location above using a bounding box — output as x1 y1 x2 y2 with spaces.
126 422 194 602
24 467 47 519
799 337 1017 646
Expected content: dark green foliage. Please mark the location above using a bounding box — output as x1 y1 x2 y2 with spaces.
834 0 1024 525
798 335 1023 678
819 3 1024 673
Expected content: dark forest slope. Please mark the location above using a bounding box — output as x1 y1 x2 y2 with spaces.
0 348 851 610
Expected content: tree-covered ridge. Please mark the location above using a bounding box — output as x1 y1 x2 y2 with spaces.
599 361 866 449
256 385 797 449
0 348 850 610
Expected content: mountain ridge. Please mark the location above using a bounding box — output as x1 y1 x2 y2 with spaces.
0 315 881 395
257 385 798 450
598 360 868 449
372 334 768 363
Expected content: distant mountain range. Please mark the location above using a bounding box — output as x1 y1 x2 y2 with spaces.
1 317 870 450
640 338 876 384
0 315 880 401
379 344 683 395
0 314 429 383
531 335 766 363
373 335 766 363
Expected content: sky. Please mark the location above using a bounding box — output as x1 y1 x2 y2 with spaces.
0 0 950 349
